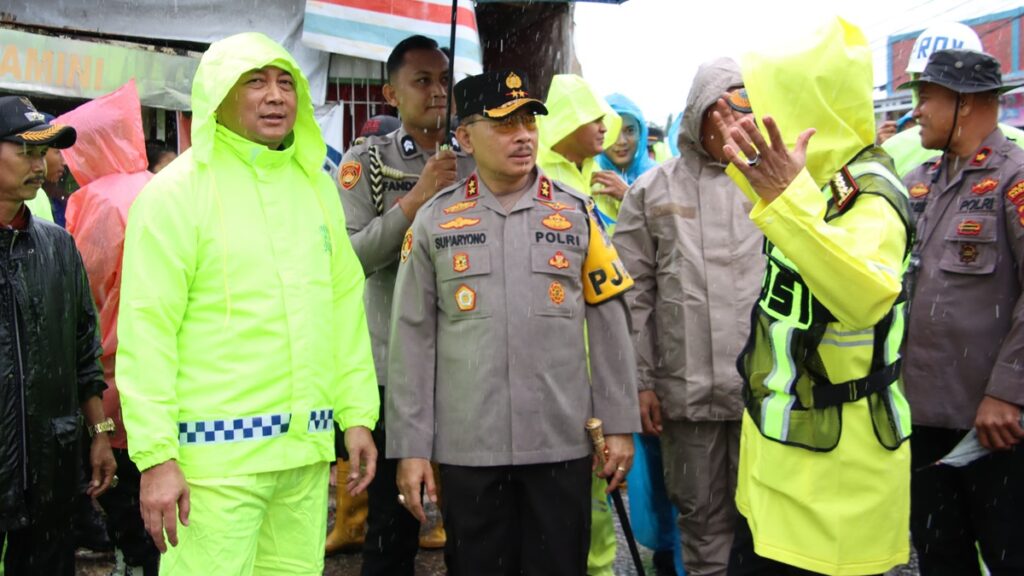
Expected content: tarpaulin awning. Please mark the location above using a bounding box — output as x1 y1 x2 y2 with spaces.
302 0 483 76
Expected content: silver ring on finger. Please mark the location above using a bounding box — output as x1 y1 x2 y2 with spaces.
746 153 762 168
111 475 119 488
616 466 627 473
397 493 406 505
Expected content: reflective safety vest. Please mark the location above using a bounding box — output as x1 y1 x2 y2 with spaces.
737 147 915 452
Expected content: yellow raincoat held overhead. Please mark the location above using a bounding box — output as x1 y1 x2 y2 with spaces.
116 33 379 480
537 75 622 232
729 18 911 575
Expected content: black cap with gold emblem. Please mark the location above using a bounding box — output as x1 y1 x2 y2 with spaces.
0 96 76 149
455 69 548 121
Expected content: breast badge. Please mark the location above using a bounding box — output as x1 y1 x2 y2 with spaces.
440 216 481 230
444 200 477 215
548 281 566 305
1008 180 1024 207
454 284 477 311
909 183 929 198
538 200 575 212
339 161 362 190
400 228 413 263
453 252 470 273
971 178 998 195
541 213 572 231
960 244 978 264
548 251 570 270
957 220 982 236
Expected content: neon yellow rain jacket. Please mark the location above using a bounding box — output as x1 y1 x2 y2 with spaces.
117 33 379 479
729 18 910 575
537 74 622 233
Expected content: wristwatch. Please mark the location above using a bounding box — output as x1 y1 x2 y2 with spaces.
87 417 116 438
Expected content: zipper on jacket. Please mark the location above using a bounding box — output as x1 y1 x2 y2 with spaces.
8 231 28 490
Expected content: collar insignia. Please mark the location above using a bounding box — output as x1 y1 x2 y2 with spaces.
465 174 479 199
400 135 417 157
971 147 991 167
537 176 553 200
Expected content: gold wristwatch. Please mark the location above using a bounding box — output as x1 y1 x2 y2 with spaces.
88 417 116 438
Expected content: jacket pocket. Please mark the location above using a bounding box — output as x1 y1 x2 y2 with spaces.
437 246 492 321
939 214 997 275
530 246 582 318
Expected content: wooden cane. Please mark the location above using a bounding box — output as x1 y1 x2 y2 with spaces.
586 418 647 576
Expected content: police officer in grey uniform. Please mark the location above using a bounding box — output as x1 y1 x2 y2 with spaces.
900 49 1024 575
387 69 641 576
337 35 474 576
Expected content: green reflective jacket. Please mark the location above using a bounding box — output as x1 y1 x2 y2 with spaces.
117 33 378 478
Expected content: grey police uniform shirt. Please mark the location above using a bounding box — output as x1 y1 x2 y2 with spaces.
339 126 475 389
902 128 1024 430
386 169 641 466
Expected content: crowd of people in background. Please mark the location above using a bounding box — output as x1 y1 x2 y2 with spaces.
0 14 1020 576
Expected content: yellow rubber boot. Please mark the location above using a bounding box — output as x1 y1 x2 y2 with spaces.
419 462 446 550
325 459 368 555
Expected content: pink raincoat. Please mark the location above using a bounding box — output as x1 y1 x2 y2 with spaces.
62 80 153 450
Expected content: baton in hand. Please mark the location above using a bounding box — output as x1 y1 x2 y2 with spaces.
586 418 647 576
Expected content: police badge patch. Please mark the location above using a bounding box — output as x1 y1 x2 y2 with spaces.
541 213 572 231
548 281 566 305
455 284 477 311
400 228 413 263
339 161 362 190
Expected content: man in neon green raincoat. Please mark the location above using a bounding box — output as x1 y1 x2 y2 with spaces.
116 33 379 575
536 73 624 576
538 74 623 235
717 17 912 575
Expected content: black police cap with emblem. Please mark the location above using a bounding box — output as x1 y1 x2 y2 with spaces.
898 49 1023 94
0 96 76 149
455 69 548 122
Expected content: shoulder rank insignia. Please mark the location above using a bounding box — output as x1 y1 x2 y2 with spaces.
971 147 991 167
537 176 553 200
439 216 481 230
542 213 572 231
454 284 476 311
1007 180 1024 207
339 161 362 190
400 228 413 263
830 166 859 210
538 200 575 212
548 281 566 305
548 251 570 270
400 135 417 157
444 200 477 215
453 252 470 273
909 182 930 198
465 174 479 199
972 178 998 195
957 220 982 236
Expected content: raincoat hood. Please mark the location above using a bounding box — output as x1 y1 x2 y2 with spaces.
597 93 657 183
740 17 875 188
681 58 743 160
191 32 325 178
538 74 621 153
59 80 148 186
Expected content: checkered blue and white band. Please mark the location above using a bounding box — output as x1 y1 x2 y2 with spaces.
178 409 334 446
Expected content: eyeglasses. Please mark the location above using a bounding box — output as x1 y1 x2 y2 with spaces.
463 114 538 133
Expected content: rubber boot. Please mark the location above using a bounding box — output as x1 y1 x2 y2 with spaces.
419 462 446 549
325 459 368 555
